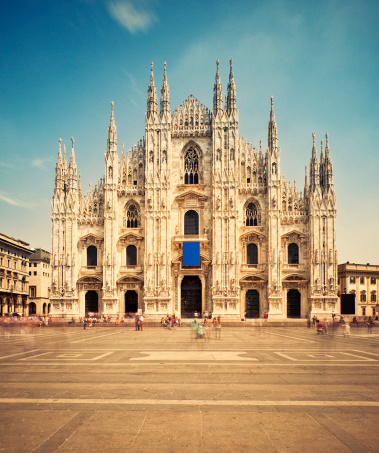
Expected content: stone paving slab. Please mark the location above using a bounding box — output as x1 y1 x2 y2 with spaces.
0 326 379 452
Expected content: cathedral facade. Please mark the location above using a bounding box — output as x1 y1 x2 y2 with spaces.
50 61 338 319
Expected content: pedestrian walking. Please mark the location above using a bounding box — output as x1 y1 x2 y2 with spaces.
139 314 144 331
135 315 139 331
367 317 373 334
215 316 221 339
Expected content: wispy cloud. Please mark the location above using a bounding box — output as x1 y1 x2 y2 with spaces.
0 192 33 209
31 158 52 171
107 0 157 34
0 161 14 169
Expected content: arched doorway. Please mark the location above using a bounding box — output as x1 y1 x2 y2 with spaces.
43 303 46 315
181 276 202 318
85 291 98 315
28 302 36 315
245 290 260 318
125 291 138 313
287 289 301 318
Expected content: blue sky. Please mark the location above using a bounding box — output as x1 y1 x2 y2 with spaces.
0 0 378 263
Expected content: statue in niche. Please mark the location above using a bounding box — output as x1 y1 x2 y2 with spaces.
161 197 166 208
217 195 221 209
272 195 277 208
230 196 234 209
175 225 179 234
107 254 110 266
315 250 319 264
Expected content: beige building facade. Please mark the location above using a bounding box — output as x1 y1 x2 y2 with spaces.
0 232 32 315
28 248 51 316
338 263 379 317
50 61 338 319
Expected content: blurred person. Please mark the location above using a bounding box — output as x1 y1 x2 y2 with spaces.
215 317 222 339
343 322 350 338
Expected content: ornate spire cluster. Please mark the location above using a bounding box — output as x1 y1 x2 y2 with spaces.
147 61 172 120
309 132 334 194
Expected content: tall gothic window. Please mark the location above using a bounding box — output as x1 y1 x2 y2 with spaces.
184 210 199 235
288 243 299 264
184 149 199 184
126 245 137 266
246 202 258 226
247 243 258 265
87 246 97 267
126 204 138 228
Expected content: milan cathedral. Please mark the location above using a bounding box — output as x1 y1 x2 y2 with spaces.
50 60 338 319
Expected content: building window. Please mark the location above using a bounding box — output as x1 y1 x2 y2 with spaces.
247 243 258 265
126 204 138 228
371 277 376 285
350 277 356 284
0 278 2 288
184 210 199 235
288 243 299 264
87 246 97 267
34 263 37 267
30 286 36 297
33 271 37 276
371 292 377 303
29 272 31 276
184 148 199 184
360 277 365 284
126 245 137 266
362 307 366 316
246 202 258 226
360 292 366 302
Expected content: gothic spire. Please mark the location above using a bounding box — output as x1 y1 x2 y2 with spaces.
213 60 223 115
107 101 117 154
147 61 158 118
160 61 170 117
226 59 237 116
309 132 320 191
268 96 278 151
69 137 76 166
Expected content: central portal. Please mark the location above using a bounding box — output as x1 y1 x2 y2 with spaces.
181 276 202 318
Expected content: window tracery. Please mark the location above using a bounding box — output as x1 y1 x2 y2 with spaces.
184 148 199 184
125 204 139 228
246 202 259 226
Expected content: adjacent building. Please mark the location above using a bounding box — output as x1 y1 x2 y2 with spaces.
338 262 379 317
28 248 51 316
50 60 338 319
0 232 32 315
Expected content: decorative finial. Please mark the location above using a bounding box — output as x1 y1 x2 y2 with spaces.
71 137 75 148
151 61 153 73
312 132 315 145
271 96 274 107
325 132 329 147
59 138 62 153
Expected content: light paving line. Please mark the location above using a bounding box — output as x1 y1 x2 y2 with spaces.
4 361 379 367
72 331 122 343
0 397 378 407
0 349 39 360
264 331 315 342
353 349 379 357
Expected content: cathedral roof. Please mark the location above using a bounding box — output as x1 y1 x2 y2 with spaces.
172 95 211 137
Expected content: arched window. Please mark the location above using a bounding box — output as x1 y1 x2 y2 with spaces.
246 202 258 226
126 245 137 266
184 149 199 184
126 204 138 228
288 243 299 264
184 210 199 235
87 246 97 266
247 243 258 265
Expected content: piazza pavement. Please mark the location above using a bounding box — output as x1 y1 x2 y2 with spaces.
0 321 378 452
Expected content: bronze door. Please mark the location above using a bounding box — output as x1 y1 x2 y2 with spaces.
181 276 202 318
